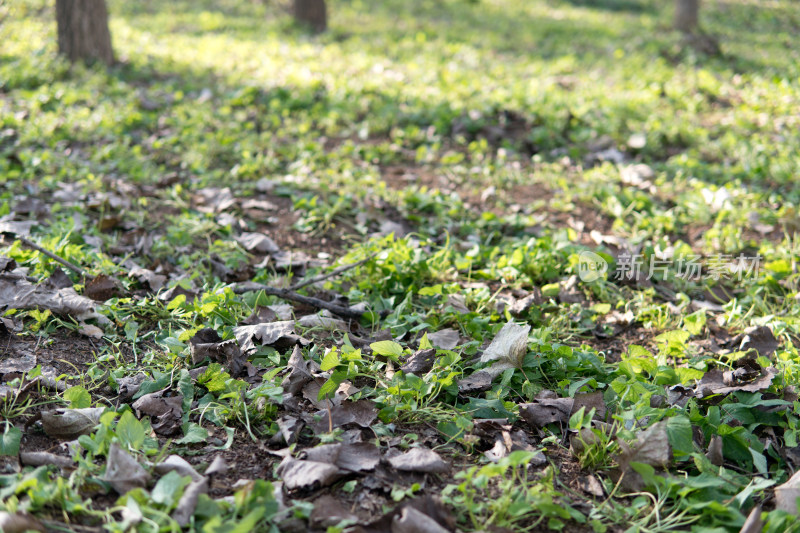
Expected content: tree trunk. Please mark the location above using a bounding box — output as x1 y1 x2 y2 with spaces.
56 0 114 65
674 0 700 33
293 0 327 33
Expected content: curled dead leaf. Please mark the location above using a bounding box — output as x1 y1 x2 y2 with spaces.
102 442 150 495
387 447 449 474
41 407 104 440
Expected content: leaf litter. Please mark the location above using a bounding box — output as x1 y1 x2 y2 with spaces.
2 2 800 530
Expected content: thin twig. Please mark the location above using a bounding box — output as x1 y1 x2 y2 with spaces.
232 282 364 319
289 253 376 291
9 235 87 277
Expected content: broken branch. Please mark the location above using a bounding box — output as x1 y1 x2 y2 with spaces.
3 235 87 277
232 282 364 319
289 253 376 291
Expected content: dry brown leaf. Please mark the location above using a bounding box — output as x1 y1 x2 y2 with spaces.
102 442 150 494
426 329 459 350
0 512 46 533
740 504 763 533
387 447 449 474
236 232 280 254
0 270 97 320
281 345 317 394
189 328 245 375
276 456 343 491
41 407 104 440
132 390 183 436
775 470 800 514
172 478 208 527
152 455 204 482
310 494 358 529
400 348 436 375
233 321 302 354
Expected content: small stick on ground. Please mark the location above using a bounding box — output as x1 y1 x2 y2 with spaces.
3 235 87 277
232 282 365 319
289 253 376 291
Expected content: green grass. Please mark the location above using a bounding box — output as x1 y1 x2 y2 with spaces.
1 0 800 531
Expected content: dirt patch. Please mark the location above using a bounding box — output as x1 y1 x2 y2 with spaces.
2 331 104 382
580 324 653 364
381 164 452 193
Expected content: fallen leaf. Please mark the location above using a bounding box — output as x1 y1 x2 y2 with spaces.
310 400 378 433
46 268 72 289
388 447 449 474
129 267 166 291
275 415 304 445
153 455 204 482
310 494 358 529
739 325 779 357
0 270 98 321
573 391 607 420
241 198 278 212
276 456 343 491
484 439 508 462
696 367 778 398
84 274 122 302
610 420 673 492
301 442 381 474
519 397 573 428
0 512 45 533
627 133 647 149
351 496 455 533
102 442 150 494
507 291 542 316
456 370 493 394
579 475 605 498
172 478 208 527
268 303 295 320
776 470 800 513
79 323 104 339
445 294 470 314
426 329 460 350
706 435 723 466
195 187 235 213
233 321 304 354
480 321 530 371
400 348 436 375
618 420 672 469
739 505 763 533
236 232 280 254
117 373 148 401
41 407 104 440
298 313 348 330
282 345 318 394
0 353 36 374
393 505 451 533
158 284 198 304
204 456 228 476
0 220 34 237
132 390 183 436
243 306 279 325
333 442 381 472
189 328 245 375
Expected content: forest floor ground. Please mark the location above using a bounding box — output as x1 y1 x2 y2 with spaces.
2 0 800 532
